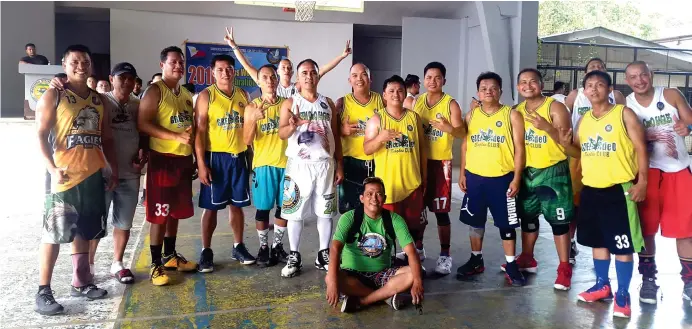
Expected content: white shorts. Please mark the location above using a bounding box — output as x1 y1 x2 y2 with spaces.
281 158 336 221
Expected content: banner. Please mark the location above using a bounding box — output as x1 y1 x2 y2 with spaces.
184 41 289 99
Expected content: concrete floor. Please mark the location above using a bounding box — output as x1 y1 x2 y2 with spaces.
3 121 692 329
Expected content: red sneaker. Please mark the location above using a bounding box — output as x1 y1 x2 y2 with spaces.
500 253 538 273
577 280 613 302
613 292 631 318
553 262 572 291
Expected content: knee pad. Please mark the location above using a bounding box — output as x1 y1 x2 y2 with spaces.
255 209 270 222
274 207 282 219
499 228 517 241
435 213 451 226
469 226 485 239
551 223 570 236
521 217 539 233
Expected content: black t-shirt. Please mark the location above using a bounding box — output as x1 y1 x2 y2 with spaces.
20 55 49 65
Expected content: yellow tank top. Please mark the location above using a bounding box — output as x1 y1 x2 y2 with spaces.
516 97 567 169
340 91 383 160
52 89 106 192
373 110 422 204
251 97 288 169
413 92 455 160
149 80 194 156
205 85 249 154
578 105 637 188
466 105 515 177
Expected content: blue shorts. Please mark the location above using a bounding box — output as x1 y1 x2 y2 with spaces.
199 151 250 210
252 165 285 211
459 170 520 229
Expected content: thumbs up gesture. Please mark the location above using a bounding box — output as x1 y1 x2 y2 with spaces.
176 126 193 145
673 114 690 136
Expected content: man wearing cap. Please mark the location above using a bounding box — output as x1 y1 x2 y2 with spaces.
52 62 147 283
404 74 421 105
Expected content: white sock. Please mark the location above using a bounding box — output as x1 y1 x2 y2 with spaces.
257 229 270 246
90 263 95 275
111 261 124 274
505 255 516 263
317 217 333 251
273 225 287 247
233 242 240 248
288 220 303 252
471 251 482 256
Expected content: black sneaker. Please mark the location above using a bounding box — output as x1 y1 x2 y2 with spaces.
198 248 214 273
504 261 527 287
340 295 360 313
315 248 330 270
385 293 403 310
272 243 289 263
35 287 64 316
569 241 578 265
70 283 108 300
281 251 303 278
256 245 272 267
232 243 257 265
456 254 485 277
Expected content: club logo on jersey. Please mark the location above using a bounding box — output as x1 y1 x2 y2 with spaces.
320 101 329 109
67 107 102 150
259 118 279 134
470 129 505 147
436 113 442 119
358 233 387 258
605 124 613 132
170 110 193 128
496 121 503 127
355 118 369 136
642 113 673 129
323 193 336 215
30 78 51 102
407 125 414 132
525 128 548 148
112 107 132 125
577 107 590 116
385 134 416 153
581 135 617 157
217 110 244 130
238 102 245 108
282 176 302 214
423 123 443 141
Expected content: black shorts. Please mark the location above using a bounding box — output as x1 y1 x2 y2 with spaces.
338 156 374 213
576 183 644 255
344 267 400 290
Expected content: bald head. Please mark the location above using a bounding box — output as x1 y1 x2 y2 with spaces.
625 60 650 74
349 62 371 92
625 60 653 94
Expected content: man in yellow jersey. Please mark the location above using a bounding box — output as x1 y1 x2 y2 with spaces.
511 68 578 291
404 62 465 276
194 54 255 272
224 27 351 98
138 46 198 286
564 57 627 264
35 44 118 315
364 75 427 263
336 63 384 213
457 72 526 286
243 64 290 267
564 70 647 319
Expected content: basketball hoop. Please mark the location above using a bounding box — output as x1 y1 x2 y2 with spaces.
295 1 316 21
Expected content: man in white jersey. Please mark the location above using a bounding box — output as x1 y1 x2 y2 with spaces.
624 60 692 306
224 27 351 98
564 57 627 264
404 74 420 104
278 59 344 278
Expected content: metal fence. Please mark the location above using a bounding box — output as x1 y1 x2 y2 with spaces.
537 40 692 104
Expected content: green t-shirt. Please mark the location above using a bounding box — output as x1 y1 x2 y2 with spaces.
333 210 414 272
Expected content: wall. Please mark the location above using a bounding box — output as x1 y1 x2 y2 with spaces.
0 2 55 117
110 9 352 99
353 35 401 93
55 15 110 57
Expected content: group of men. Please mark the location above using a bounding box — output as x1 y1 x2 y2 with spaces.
33 27 692 319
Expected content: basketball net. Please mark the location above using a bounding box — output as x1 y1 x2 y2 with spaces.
295 1 316 21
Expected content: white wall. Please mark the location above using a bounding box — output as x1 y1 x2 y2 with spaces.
354 36 401 93
0 1 55 117
110 9 352 100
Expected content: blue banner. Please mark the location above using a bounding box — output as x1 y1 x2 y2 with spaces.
184 41 289 99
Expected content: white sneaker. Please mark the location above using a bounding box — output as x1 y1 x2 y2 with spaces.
281 252 302 278
396 248 426 261
434 255 453 275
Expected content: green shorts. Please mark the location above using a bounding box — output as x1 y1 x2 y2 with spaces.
338 156 374 213
518 160 574 225
42 170 107 244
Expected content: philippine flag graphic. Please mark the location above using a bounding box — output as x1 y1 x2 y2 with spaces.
187 46 206 59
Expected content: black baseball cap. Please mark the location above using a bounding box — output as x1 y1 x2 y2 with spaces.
111 62 137 77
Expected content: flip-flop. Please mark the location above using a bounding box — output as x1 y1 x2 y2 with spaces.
115 269 135 284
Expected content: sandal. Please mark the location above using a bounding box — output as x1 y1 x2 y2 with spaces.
115 269 135 284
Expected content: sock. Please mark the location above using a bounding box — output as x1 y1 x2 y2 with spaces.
288 220 303 252
273 225 287 247
472 251 482 257
233 242 240 248
615 260 634 295
680 258 692 285
638 255 657 280
593 258 611 283
111 261 124 274
163 236 176 256
257 229 270 246
505 255 515 263
150 244 163 266
38 285 50 293
317 217 333 251
440 244 450 257
71 253 92 287
90 263 95 275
